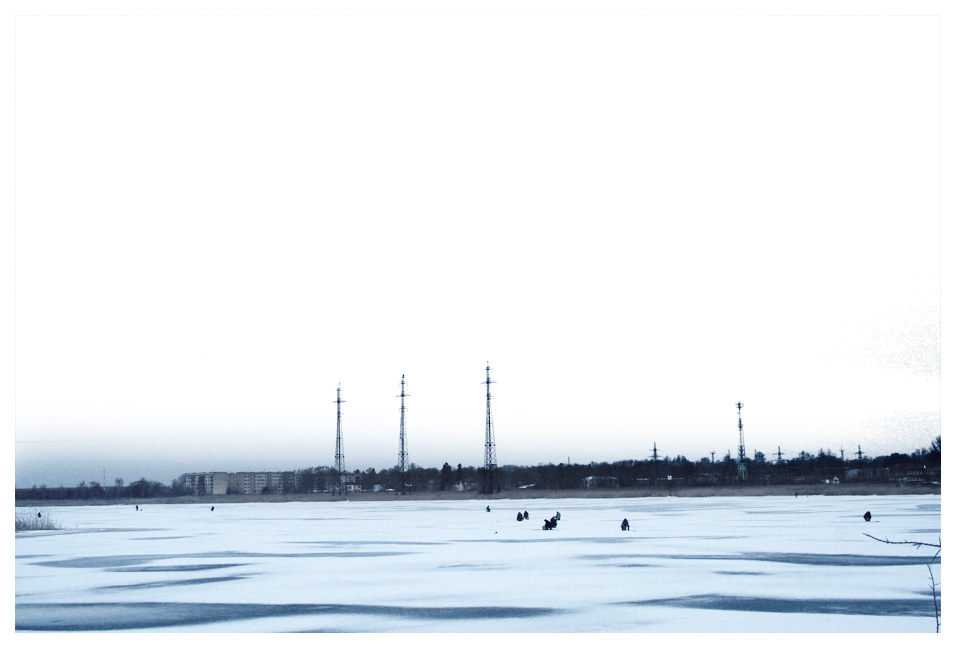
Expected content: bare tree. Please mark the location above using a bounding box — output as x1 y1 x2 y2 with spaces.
865 533 940 633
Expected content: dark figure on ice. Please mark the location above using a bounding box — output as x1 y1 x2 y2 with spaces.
543 518 554 530
211 506 215 511
549 516 558 528
523 511 529 520
621 518 629 531
486 506 491 512
135 505 139 511
517 512 523 522
37 512 41 519
863 511 872 522
555 512 561 521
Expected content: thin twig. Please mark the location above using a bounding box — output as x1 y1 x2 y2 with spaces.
927 547 941 633
862 533 940 549
866 533 941 632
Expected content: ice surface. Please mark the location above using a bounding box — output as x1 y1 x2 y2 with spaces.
15 495 941 632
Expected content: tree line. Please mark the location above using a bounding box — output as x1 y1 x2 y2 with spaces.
16 477 171 501
15 436 939 501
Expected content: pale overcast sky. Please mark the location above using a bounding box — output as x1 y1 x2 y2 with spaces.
12 1 942 488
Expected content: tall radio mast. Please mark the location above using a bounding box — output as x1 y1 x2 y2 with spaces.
397 375 409 494
482 363 499 494
333 384 345 495
736 401 748 482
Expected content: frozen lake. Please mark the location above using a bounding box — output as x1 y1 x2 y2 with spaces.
15 495 941 632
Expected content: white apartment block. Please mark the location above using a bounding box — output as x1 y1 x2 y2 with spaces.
181 471 294 495
180 472 229 495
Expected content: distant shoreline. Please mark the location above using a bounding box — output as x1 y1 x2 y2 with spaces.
14 482 939 507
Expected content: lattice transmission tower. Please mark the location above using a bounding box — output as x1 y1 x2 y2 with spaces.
736 401 748 482
397 375 410 495
333 384 345 496
481 363 499 494
650 442 661 482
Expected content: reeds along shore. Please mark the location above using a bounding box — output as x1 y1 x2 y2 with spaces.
14 482 939 507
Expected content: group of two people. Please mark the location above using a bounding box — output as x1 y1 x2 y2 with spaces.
543 511 561 530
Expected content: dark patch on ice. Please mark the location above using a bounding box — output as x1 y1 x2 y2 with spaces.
36 556 167 569
15 602 560 631
725 552 938 567
713 571 766 576
16 528 159 537
108 563 248 572
621 595 932 617
35 551 413 569
437 564 479 569
615 564 653 568
290 540 443 546
129 536 191 541
96 576 247 590
574 552 935 567
192 550 414 559
459 537 648 544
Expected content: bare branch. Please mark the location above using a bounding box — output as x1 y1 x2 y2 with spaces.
862 533 940 549
927 555 940 633
865 534 941 632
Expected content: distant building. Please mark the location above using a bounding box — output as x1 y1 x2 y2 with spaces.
181 472 229 495
890 463 941 484
581 475 620 489
181 471 294 495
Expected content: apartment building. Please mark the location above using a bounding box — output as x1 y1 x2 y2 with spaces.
180 472 229 495
181 471 294 495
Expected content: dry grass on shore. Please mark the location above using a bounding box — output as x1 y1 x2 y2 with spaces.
15 508 62 531
15 482 938 507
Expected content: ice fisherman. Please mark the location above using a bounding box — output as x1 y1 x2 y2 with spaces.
621 518 629 531
523 511 529 520
516 512 523 522
863 511 871 522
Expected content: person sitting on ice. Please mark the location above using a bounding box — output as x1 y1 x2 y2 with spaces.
523 511 529 520
517 512 523 522
555 511 561 521
486 505 491 512
543 518 554 530
621 518 630 531
549 516 558 528
863 511 872 522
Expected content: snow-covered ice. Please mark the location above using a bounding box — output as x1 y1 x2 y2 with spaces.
15 494 941 632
